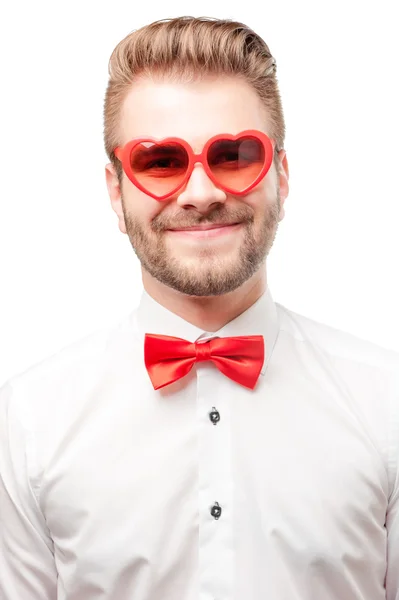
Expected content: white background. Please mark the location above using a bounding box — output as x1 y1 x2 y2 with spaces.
0 0 398 386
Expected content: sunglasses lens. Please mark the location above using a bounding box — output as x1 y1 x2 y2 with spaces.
129 142 189 198
208 136 266 193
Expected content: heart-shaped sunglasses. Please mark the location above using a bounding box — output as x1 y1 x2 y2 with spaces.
114 130 275 201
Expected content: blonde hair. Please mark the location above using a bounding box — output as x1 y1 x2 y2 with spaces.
103 16 286 178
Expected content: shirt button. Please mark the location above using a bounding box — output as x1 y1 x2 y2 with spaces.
209 407 220 425
210 502 222 520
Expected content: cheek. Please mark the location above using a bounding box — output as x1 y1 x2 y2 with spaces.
244 185 271 213
256 175 279 207
245 184 280 228
122 184 162 222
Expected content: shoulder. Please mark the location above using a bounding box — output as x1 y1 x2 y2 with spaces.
0 309 136 428
275 302 399 483
276 301 399 373
275 301 399 442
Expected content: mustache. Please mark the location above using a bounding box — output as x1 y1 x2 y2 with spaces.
151 206 254 232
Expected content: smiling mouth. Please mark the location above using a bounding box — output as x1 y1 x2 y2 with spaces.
166 223 242 238
168 222 240 231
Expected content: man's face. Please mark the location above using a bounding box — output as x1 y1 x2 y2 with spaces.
106 75 289 296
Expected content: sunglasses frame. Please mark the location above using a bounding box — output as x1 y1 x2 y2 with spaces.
113 129 276 201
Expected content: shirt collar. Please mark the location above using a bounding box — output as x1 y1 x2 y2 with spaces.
135 286 280 376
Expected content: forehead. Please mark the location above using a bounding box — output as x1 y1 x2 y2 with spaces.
120 75 271 151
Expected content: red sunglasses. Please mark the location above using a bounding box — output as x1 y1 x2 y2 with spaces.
114 129 276 201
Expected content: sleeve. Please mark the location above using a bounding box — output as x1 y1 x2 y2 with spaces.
0 381 58 599
386 376 399 599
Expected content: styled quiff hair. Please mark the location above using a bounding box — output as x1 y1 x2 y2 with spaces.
103 16 286 179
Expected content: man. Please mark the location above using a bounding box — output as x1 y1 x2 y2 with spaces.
0 15 398 600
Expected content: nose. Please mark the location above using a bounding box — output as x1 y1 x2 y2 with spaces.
176 163 227 213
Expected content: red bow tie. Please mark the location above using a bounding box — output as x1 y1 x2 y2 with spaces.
144 333 264 390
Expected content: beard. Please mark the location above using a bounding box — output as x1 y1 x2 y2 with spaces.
121 191 281 297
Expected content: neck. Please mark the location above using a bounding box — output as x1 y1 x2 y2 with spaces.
141 266 267 332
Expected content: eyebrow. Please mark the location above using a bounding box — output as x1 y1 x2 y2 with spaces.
135 144 182 155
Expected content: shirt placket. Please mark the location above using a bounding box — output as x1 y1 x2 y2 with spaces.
196 360 234 600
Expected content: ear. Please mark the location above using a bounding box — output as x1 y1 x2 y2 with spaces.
105 162 127 234
276 149 289 222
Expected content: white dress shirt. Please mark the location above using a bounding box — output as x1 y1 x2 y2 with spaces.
1 286 399 600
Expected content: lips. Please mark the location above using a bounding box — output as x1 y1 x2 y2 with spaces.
166 222 242 239
168 222 239 232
